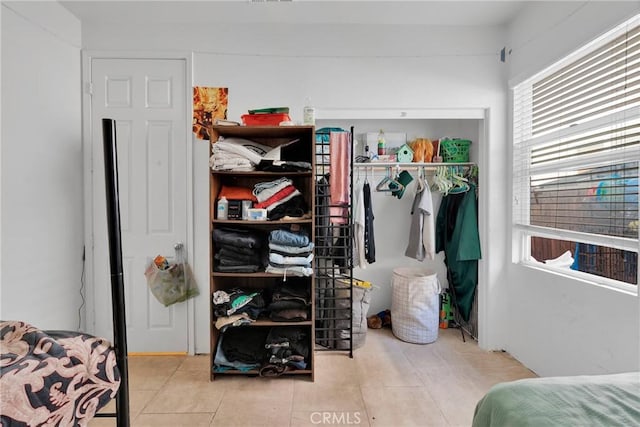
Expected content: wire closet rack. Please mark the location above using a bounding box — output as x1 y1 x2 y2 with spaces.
314 126 355 357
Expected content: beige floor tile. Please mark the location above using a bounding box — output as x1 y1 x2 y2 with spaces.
142 370 225 413
213 375 295 393
178 354 211 371
467 365 538 391
211 393 293 427
361 386 448 427
128 355 186 371
86 326 537 427
88 418 115 426
292 384 365 412
133 413 213 427
313 352 360 386
420 370 487 427
291 410 371 427
355 350 424 387
92 389 158 424
127 355 185 391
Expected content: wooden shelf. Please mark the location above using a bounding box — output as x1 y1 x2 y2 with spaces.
212 125 314 139
353 161 475 168
213 369 313 376
211 170 312 177
212 218 312 225
214 319 312 328
212 271 314 278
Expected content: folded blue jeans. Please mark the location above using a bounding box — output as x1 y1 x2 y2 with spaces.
269 229 310 247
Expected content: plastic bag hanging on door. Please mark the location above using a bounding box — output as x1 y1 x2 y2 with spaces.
144 244 199 307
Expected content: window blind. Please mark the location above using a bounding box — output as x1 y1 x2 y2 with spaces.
532 25 640 137
513 15 640 286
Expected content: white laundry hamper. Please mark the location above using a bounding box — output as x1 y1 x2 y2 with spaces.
391 267 441 344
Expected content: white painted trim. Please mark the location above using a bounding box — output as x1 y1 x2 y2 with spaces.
477 108 490 350
518 260 638 296
81 50 195 353
315 107 486 120
514 224 639 253
323 106 491 349
81 51 94 334
184 52 196 356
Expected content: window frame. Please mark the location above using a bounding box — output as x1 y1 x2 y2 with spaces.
511 16 640 294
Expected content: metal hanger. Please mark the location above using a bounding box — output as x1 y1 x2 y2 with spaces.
376 166 403 192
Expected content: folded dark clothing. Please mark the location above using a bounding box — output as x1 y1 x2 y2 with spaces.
215 252 262 266
273 278 311 299
256 160 312 172
268 299 308 312
213 227 265 249
270 308 308 322
265 327 309 360
222 326 269 364
214 264 260 273
219 245 259 257
214 289 266 318
268 195 309 221
234 293 267 319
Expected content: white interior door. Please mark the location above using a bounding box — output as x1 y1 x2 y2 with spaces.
90 58 188 353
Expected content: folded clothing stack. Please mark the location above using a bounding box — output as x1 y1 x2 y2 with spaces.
260 327 309 376
210 135 310 172
253 178 309 221
209 137 273 171
214 326 269 372
212 288 267 329
212 227 267 273
268 279 311 322
213 326 310 375
266 229 314 277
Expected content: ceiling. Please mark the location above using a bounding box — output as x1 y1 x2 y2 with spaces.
59 0 528 26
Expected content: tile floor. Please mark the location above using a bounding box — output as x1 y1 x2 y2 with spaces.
90 328 536 427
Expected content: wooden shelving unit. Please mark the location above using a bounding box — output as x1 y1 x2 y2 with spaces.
208 125 315 381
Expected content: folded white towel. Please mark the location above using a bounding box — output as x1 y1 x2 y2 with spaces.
213 137 274 165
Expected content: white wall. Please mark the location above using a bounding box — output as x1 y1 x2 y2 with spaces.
81 22 509 353
505 1 640 376
1 2 83 329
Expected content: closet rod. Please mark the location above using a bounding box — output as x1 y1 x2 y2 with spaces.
353 161 474 168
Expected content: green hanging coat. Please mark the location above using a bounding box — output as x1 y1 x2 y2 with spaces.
435 184 481 321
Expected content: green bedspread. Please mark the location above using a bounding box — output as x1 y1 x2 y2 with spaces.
472 372 640 427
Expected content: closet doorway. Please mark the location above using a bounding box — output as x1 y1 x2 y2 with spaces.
84 56 193 353
316 109 487 342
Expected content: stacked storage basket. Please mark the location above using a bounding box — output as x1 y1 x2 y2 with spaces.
440 138 471 163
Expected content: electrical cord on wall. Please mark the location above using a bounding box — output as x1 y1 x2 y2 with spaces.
78 246 86 331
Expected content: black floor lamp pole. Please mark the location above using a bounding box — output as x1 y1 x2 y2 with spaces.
102 118 131 427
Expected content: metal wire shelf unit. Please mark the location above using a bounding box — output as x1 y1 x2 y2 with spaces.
314 127 354 357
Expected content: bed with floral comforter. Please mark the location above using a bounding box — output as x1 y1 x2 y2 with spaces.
0 320 120 426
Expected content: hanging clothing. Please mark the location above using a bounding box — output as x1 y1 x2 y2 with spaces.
435 184 481 322
405 179 436 261
329 132 350 224
353 181 367 268
363 182 376 264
